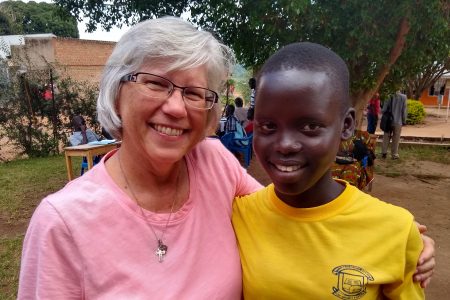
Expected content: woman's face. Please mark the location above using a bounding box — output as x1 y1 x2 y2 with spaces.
116 64 209 165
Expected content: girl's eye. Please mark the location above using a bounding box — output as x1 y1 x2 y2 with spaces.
259 122 276 132
303 123 320 131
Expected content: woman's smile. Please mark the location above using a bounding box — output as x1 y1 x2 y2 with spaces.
152 123 184 137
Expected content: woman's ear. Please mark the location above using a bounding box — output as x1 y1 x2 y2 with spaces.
115 83 124 119
341 108 356 141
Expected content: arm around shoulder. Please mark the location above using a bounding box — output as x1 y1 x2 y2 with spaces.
18 200 83 299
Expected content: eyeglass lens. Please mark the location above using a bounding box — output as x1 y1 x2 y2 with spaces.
134 73 216 109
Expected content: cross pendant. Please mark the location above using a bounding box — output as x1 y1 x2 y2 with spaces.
155 240 168 263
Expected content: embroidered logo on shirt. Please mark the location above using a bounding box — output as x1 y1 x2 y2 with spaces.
332 265 374 299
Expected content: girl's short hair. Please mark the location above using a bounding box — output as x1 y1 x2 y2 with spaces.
97 16 235 138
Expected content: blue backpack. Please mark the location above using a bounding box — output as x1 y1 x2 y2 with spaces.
233 122 249 146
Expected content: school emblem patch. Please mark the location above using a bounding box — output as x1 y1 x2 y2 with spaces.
332 265 374 299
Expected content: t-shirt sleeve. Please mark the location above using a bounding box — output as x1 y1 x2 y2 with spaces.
382 220 424 299
18 199 83 300
217 141 262 196
204 138 262 196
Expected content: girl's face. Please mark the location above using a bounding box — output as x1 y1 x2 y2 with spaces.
254 68 353 205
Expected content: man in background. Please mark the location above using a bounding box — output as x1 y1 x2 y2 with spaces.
381 91 407 159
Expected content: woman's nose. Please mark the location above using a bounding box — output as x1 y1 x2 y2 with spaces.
162 89 188 118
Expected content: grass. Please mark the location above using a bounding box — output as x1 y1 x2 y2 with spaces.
374 144 450 178
0 155 79 222
0 237 22 300
0 155 81 299
398 144 450 164
0 145 448 298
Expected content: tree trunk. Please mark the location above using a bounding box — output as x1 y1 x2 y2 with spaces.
351 17 411 130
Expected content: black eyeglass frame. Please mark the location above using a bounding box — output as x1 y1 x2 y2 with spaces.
120 72 219 110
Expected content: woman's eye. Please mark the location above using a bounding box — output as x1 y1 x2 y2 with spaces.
145 80 167 89
184 88 204 100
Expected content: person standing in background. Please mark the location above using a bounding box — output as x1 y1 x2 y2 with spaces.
366 92 380 134
234 97 247 125
381 91 407 159
248 77 256 109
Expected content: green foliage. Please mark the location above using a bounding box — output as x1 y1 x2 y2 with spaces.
54 0 449 112
0 64 99 159
406 99 426 125
54 0 189 32
0 10 13 35
381 0 450 97
0 0 79 37
219 67 253 111
231 66 252 105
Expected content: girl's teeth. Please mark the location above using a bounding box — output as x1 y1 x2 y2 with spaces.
275 164 301 172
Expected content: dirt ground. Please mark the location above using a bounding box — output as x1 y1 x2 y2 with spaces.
247 152 450 300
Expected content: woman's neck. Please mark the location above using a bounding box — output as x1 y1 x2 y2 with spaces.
106 148 189 212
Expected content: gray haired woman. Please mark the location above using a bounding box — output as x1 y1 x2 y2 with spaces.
18 17 435 299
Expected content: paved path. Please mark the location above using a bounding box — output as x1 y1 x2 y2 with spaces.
364 107 450 140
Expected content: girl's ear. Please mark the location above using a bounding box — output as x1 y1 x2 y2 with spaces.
341 108 356 141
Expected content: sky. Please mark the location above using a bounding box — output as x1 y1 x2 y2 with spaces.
77 21 129 42
1 0 129 42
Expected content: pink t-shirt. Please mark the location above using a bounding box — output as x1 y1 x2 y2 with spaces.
18 138 262 299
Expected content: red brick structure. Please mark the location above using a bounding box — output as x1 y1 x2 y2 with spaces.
420 89 449 107
6 34 115 83
53 38 115 82
419 75 449 107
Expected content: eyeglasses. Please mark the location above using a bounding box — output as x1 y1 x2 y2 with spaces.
120 72 219 110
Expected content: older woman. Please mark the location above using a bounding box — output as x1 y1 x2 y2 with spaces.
18 17 434 299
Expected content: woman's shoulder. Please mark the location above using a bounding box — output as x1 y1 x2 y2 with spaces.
192 137 229 155
188 138 261 193
43 161 119 214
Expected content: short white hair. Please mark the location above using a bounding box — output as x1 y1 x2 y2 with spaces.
97 16 235 138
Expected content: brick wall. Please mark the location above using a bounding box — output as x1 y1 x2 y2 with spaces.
419 80 449 107
420 90 449 106
53 38 115 83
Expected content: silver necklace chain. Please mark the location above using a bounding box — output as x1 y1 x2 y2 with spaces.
118 151 178 263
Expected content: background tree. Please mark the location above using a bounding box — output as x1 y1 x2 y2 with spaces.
0 10 13 35
396 57 450 101
53 0 188 32
55 0 450 125
0 0 79 38
380 1 450 101
0 66 100 158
